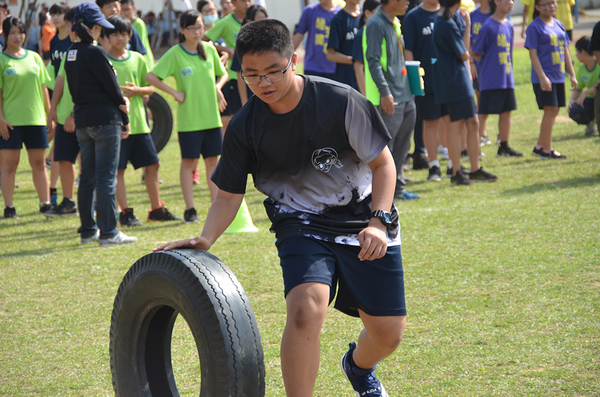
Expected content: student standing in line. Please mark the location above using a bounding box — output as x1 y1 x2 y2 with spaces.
432 0 498 185
96 0 147 57
471 0 524 157
327 0 361 90
64 2 137 245
352 0 381 96
146 10 228 223
120 0 154 67
525 0 576 159
0 16 56 219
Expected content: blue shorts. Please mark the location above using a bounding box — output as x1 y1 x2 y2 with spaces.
277 237 406 318
533 83 565 109
0 125 48 150
221 80 242 116
416 93 449 120
53 124 80 163
118 133 159 170
569 97 595 125
178 128 222 159
478 89 517 115
446 96 478 122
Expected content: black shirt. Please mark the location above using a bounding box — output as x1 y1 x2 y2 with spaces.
49 34 72 77
128 27 147 55
64 42 128 127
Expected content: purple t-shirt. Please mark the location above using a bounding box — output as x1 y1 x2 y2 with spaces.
470 8 491 69
471 18 515 91
524 17 570 84
295 2 342 74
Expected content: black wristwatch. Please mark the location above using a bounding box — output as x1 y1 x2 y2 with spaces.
370 210 392 228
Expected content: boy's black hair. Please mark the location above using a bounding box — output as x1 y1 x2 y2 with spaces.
120 0 134 6
49 2 70 15
236 19 294 65
96 0 119 9
576 36 592 55
197 0 211 12
103 14 132 37
2 16 25 51
178 10 207 61
64 7 75 23
439 0 461 19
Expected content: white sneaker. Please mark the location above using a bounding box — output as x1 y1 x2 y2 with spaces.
440 147 449 160
585 122 597 137
81 230 100 244
99 231 138 246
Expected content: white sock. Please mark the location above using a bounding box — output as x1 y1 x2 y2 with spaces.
448 159 453 169
429 160 440 168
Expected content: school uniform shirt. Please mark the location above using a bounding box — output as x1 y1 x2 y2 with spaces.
576 62 600 98
132 17 154 67
64 42 129 128
431 12 474 104
471 18 515 91
328 8 360 89
205 13 243 81
49 33 72 77
522 0 575 31
365 9 413 105
524 17 570 84
212 75 401 247
402 5 438 93
352 27 364 64
0 50 50 126
470 8 490 69
128 27 148 56
108 51 150 135
150 42 226 132
294 2 342 74
56 57 74 125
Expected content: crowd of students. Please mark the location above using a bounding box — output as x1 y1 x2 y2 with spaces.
0 0 597 227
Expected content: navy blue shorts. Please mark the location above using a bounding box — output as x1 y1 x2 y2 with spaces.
118 133 159 170
533 83 565 109
221 80 242 116
53 124 80 163
416 93 449 120
178 127 222 159
0 125 48 150
277 237 406 318
569 97 595 125
478 89 517 115
446 96 478 122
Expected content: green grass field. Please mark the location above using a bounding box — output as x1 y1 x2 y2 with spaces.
0 46 599 396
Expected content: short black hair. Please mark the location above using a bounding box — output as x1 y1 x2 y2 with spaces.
576 36 592 55
103 14 132 37
236 19 293 65
64 7 75 23
96 0 119 9
49 2 69 15
120 0 134 6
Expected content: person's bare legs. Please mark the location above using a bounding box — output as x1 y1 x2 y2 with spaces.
221 115 233 137
181 158 199 209
465 116 480 171
478 113 488 141
49 144 59 192
58 161 76 200
423 119 440 164
538 106 558 151
352 312 405 370
1 149 20 207
448 119 466 175
498 111 511 143
116 169 129 210
144 162 161 209
203 156 219 202
281 282 330 397
28 148 50 203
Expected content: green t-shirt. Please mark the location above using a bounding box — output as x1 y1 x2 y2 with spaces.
108 50 150 135
57 57 74 125
46 62 55 90
205 13 242 81
151 43 226 132
0 50 51 126
132 17 155 67
576 62 600 98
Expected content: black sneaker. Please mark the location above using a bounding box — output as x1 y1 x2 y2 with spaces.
120 208 143 226
148 204 183 222
446 166 470 178
40 203 58 217
184 208 200 223
450 170 472 186
57 198 78 216
4 206 18 219
461 149 468 158
532 147 567 160
497 145 524 157
427 166 442 182
469 167 498 182
412 152 429 170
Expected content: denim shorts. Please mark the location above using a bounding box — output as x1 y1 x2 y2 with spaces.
178 127 222 159
0 125 48 150
53 124 80 163
277 237 406 318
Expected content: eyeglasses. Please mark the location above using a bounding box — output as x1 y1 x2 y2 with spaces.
242 56 293 85
185 25 204 32
539 1 557 7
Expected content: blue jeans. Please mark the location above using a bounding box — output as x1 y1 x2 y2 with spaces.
76 124 121 239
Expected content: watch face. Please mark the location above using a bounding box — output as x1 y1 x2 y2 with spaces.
382 213 392 226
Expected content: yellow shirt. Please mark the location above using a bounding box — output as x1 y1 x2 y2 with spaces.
461 0 476 13
522 0 574 31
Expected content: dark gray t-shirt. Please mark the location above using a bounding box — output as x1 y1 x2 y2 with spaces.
212 76 401 246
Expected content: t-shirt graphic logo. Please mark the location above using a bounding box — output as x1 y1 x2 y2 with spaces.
312 148 343 173
180 67 193 77
5 67 16 77
67 49 77 61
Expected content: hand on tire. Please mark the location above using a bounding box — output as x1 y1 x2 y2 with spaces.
154 236 211 252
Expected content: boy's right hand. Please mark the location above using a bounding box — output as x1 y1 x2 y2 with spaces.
381 94 395 115
0 118 13 140
540 76 552 92
154 237 212 252
173 91 186 104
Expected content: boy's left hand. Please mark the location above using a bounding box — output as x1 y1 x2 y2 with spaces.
358 222 388 261
570 75 578 89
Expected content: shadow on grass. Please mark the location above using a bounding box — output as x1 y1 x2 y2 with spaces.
501 175 600 196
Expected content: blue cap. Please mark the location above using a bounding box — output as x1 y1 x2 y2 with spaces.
74 2 114 29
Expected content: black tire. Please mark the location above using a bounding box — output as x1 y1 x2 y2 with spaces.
147 92 173 154
110 249 265 397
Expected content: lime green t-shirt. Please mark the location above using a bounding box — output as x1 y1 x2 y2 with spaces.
56 57 74 126
0 50 51 126
46 62 55 90
205 13 242 81
132 17 155 67
108 50 150 135
150 42 226 132
576 62 600 98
